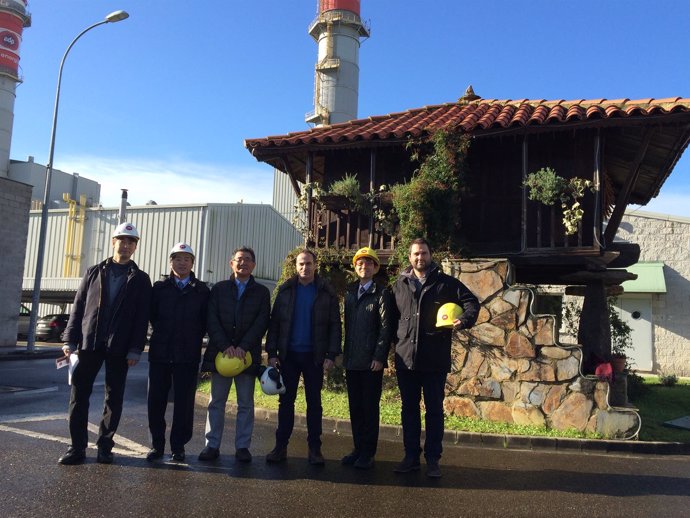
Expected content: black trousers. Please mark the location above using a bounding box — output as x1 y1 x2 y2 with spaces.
68 350 129 451
345 368 384 457
147 362 198 452
396 367 446 460
276 351 324 449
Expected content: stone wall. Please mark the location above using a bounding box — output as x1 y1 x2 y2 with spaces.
442 258 640 439
617 211 690 376
0 177 32 346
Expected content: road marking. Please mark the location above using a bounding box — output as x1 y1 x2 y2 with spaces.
0 413 149 456
11 387 59 396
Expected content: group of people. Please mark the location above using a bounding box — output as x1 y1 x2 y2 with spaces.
57 222 479 478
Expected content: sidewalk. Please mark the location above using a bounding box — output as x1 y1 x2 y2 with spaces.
0 342 64 361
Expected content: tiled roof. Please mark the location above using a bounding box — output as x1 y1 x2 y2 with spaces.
245 97 690 151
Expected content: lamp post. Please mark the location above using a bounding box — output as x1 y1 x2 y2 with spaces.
26 10 129 352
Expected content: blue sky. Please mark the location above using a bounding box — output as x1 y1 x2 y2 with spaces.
10 0 690 215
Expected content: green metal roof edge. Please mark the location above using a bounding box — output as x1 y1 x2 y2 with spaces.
620 262 667 293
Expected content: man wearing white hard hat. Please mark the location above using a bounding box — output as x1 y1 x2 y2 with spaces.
146 243 209 462
198 246 270 463
58 222 152 466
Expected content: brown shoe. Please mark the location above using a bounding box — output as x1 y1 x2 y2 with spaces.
308 447 325 465
266 446 287 463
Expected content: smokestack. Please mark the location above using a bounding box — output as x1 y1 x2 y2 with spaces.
0 0 30 177
305 0 369 127
118 188 128 223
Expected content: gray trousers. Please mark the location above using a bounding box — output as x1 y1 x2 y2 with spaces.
204 371 255 450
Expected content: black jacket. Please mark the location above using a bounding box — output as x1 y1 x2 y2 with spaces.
343 281 393 370
265 274 342 364
63 258 152 360
392 262 479 372
148 272 210 364
201 275 271 376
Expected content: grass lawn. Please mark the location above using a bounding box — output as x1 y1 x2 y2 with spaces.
632 377 690 442
198 375 690 443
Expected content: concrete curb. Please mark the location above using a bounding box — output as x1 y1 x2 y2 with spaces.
194 392 690 456
0 346 63 361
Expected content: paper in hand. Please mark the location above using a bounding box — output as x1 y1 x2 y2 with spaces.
56 355 69 369
68 354 79 385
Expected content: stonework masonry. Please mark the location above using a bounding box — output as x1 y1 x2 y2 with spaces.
617 211 690 376
0 177 32 346
443 259 640 439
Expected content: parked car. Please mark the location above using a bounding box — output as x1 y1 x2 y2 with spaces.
17 304 31 338
35 313 70 342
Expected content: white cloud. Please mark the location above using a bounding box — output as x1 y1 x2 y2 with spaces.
57 155 275 208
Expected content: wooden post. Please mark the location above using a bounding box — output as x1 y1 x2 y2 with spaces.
578 280 611 373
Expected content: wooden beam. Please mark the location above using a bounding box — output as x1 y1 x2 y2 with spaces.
280 158 302 197
604 128 655 244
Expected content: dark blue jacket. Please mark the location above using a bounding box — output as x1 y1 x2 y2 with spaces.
148 272 210 364
201 275 271 376
63 258 152 360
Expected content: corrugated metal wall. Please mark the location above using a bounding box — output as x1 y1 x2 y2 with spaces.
272 169 300 224
24 203 301 291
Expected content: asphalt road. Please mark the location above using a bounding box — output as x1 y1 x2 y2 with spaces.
0 354 689 518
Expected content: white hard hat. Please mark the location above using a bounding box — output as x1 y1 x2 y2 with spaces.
260 366 286 395
112 222 139 240
170 242 195 258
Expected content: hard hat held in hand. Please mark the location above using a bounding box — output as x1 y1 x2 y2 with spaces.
436 303 463 328
215 351 252 377
260 366 286 395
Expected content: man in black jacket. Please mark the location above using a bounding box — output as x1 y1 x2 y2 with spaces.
198 246 270 463
265 249 341 465
58 222 152 465
146 243 209 462
342 247 393 470
392 238 479 478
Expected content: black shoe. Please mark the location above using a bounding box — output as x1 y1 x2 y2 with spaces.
146 448 164 462
308 447 325 466
393 455 420 473
426 458 442 478
235 448 252 463
354 455 374 470
170 451 185 462
58 447 86 465
341 451 359 466
96 448 113 465
198 446 220 461
265 446 287 463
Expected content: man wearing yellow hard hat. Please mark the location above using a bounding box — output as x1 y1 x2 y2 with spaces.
391 238 479 478
341 247 393 469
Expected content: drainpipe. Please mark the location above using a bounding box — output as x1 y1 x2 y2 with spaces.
118 189 128 223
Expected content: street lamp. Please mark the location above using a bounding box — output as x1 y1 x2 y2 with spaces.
26 10 129 352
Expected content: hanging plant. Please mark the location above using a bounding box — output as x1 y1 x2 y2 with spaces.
292 181 325 243
523 167 595 236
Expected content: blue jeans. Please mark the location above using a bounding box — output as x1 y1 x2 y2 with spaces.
276 351 324 449
396 366 447 460
204 372 255 450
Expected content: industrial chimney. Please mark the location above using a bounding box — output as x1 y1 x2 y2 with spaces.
305 0 369 127
0 0 30 177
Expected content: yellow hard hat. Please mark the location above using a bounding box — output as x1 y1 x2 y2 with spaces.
436 303 463 328
352 247 380 272
215 351 252 377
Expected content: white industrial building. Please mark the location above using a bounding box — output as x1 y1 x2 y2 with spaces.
22 202 301 315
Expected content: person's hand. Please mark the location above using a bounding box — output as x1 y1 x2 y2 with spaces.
323 359 335 371
62 345 72 356
452 319 464 330
268 357 279 368
370 360 383 372
127 359 138 367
